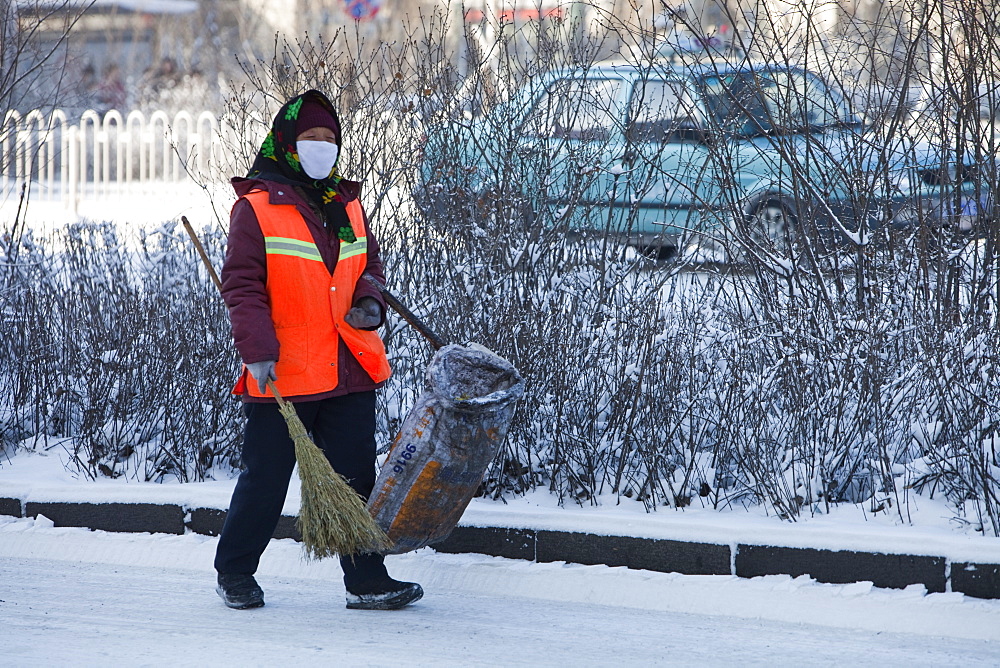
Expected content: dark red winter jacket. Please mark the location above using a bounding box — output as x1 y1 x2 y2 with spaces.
221 176 389 403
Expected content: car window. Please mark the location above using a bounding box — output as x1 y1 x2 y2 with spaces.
628 79 705 142
699 72 772 136
698 70 852 137
525 77 625 141
766 70 845 130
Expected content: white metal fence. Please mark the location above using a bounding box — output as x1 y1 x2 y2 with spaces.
1 108 232 211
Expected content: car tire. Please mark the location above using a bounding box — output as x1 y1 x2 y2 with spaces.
749 200 800 256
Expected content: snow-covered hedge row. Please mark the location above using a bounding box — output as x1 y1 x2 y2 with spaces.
376 196 1000 535
0 222 242 482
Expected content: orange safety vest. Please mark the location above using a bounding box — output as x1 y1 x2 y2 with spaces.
234 189 391 399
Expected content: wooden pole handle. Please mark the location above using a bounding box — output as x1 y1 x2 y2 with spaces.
361 274 447 351
181 216 224 292
182 216 290 407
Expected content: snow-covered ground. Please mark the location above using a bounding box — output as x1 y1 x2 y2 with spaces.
2 514 999 667
3 450 1000 665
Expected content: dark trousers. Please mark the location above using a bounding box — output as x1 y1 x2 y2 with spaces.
214 390 388 589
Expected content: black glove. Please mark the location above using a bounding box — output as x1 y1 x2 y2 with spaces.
345 297 382 330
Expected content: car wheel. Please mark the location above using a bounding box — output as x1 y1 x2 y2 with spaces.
749 200 800 256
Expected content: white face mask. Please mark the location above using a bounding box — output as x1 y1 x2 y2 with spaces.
296 140 339 180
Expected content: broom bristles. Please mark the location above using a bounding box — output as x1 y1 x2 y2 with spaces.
279 401 393 559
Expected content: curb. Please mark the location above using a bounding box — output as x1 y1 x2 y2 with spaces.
3 496 998 600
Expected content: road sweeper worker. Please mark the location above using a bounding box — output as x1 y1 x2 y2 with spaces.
213 89 423 611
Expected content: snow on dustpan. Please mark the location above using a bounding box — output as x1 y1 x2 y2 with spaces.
367 343 525 554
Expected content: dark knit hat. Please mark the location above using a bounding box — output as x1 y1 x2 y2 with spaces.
295 99 339 139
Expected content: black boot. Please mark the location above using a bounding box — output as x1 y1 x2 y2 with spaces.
346 575 423 610
216 573 265 610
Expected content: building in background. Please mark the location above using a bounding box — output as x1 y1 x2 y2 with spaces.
10 0 221 114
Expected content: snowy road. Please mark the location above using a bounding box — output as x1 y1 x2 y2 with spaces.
2 516 999 667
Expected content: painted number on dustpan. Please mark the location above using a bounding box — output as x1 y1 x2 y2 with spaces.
392 444 418 474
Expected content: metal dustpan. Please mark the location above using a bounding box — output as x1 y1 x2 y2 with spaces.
362 276 525 554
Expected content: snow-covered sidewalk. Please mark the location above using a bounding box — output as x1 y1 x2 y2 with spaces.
2 515 999 666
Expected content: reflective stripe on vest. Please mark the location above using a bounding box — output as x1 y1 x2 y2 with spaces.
264 236 324 262
235 190 391 398
264 236 366 263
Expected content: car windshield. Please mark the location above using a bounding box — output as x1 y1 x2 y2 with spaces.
698 70 857 137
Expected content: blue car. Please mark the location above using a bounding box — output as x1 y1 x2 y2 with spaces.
417 58 992 257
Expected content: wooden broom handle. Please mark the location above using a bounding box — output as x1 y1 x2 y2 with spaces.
181 216 223 292
182 216 290 406
361 273 447 350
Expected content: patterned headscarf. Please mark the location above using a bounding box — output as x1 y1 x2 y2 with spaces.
247 90 355 241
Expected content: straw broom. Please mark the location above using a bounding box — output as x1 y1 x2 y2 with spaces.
182 216 391 559
272 380 391 558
